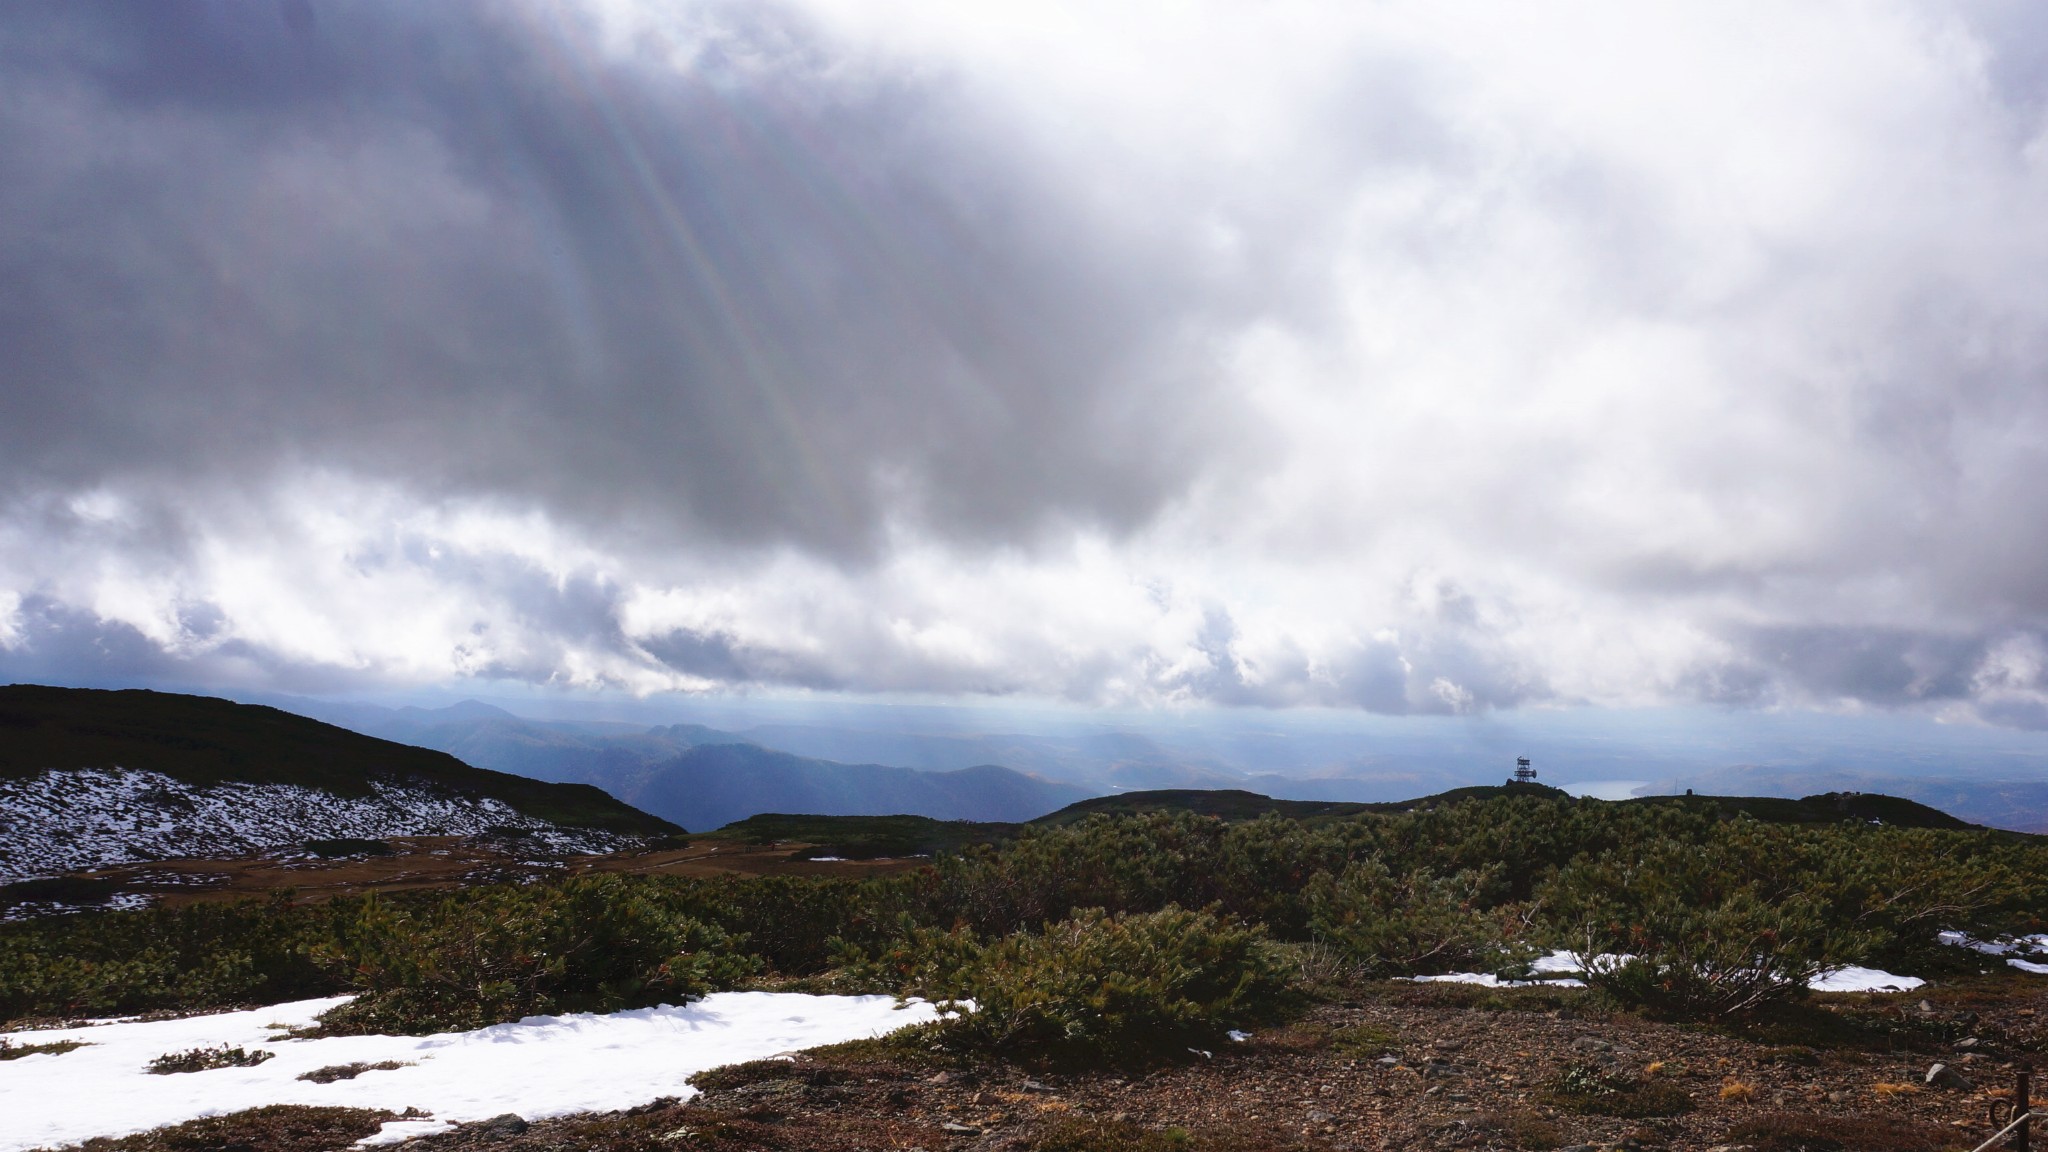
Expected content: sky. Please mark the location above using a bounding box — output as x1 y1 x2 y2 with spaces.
7 1 2048 746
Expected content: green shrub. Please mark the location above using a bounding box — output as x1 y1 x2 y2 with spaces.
1305 860 1530 977
0 892 337 1022
314 875 758 1035
1543 832 1868 1018
942 905 1289 1064
824 916 984 1000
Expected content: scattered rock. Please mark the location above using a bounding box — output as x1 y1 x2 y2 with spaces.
1020 1079 1055 1093
1926 1063 1975 1091
943 1121 983 1135
473 1113 529 1137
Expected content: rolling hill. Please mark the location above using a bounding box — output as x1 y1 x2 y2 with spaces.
0 686 678 881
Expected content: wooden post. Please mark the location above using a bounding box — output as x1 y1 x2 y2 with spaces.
2018 1068 2030 1152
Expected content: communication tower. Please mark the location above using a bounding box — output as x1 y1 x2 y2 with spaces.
1511 757 1536 785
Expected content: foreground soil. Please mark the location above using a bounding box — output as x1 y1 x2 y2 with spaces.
38 975 2046 1152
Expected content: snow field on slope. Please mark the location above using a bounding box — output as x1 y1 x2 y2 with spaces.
0 768 632 881
0 992 950 1150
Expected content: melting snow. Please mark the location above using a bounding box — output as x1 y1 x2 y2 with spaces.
1409 950 1923 992
0 768 637 882
1807 966 1924 992
1937 931 2048 974
0 993 951 1150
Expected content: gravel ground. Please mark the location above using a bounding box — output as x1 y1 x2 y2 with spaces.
389 976 2047 1152
37 975 2046 1152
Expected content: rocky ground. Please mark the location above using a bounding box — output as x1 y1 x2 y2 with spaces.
47 974 2046 1152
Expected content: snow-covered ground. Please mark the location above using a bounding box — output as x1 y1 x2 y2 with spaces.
1938 931 2048 974
0 768 637 881
0 993 950 1150
1406 949 1926 992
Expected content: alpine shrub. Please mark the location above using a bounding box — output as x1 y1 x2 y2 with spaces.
944 905 1289 1064
1305 860 1530 977
315 875 758 1034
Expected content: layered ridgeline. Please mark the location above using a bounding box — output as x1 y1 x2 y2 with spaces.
287 699 1095 831
0 686 678 881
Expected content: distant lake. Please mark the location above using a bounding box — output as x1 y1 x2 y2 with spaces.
1561 779 1653 801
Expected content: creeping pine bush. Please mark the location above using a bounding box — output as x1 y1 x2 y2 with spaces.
315 875 758 1035
942 905 1290 1064
1542 831 1866 1018
1305 859 1531 978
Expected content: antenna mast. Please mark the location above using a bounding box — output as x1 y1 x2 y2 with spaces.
1512 757 1536 785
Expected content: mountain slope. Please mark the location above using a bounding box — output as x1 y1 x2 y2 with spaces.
625 744 1092 831
0 686 678 880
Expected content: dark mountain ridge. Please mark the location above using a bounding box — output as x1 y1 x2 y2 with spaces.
0 685 672 834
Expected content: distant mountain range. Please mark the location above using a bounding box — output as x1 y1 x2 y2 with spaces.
276 698 1095 832
0 686 678 881
1651 765 2048 835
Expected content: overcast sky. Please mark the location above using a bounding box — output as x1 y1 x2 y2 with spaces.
6 0 2048 728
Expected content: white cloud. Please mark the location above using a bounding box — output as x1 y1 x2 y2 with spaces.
5 1 2048 721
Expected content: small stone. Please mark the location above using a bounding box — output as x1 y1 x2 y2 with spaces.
1955 1037 1980 1051
473 1113 528 1137
942 1121 982 1135
1424 1085 1443 1097
1432 1038 1466 1052
1916 999 1937 1015
1926 1062 1975 1091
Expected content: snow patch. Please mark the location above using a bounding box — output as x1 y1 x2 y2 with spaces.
0 992 952 1151
1407 950 1922 992
0 768 637 882
1808 966 1924 993
1937 931 2048 974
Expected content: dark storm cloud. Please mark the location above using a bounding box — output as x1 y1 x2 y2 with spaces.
10 1 2048 726
0 0 1231 558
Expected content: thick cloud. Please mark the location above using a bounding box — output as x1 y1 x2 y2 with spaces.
6 1 2048 723
0 1 1231 554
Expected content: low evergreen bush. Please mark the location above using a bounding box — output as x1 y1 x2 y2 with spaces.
313 875 758 1035
941 905 1289 1064
1305 859 1531 977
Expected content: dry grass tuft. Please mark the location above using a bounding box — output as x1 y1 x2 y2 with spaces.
1719 1078 1757 1102
0 1036 86 1060
49 1104 395 1151
295 1059 410 1084
144 1044 272 1075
